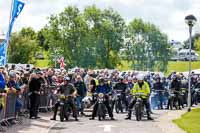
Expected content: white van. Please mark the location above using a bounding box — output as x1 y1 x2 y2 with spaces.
178 49 199 61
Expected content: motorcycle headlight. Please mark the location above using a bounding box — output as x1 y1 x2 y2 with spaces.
98 93 104 98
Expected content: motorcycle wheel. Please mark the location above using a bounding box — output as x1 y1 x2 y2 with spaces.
115 102 119 114
60 106 65 122
135 104 142 121
170 97 173 110
97 103 105 121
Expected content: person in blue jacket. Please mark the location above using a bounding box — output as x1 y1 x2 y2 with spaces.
89 78 114 120
0 70 5 112
0 71 5 90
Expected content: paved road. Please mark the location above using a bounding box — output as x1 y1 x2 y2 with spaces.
48 114 162 133
6 111 168 133
47 112 165 133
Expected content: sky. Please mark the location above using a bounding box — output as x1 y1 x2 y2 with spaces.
0 0 200 42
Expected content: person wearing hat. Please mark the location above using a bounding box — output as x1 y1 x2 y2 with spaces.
51 76 78 121
125 74 153 120
28 73 42 119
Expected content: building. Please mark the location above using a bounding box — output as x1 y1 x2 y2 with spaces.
0 34 5 43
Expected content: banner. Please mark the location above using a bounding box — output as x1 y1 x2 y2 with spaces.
0 0 25 66
0 41 7 66
7 0 25 38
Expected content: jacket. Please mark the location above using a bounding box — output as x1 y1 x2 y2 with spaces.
131 81 150 99
96 84 111 94
74 81 87 97
0 74 5 90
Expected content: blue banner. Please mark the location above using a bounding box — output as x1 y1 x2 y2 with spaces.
7 0 25 38
0 0 25 66
0 41 7 66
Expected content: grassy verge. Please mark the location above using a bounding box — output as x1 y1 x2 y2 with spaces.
173 108 200 133
35 51 50 68
117 60 200 75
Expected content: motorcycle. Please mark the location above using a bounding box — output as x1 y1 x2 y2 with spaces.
168 89 180 110
192 88 200 105
112 90 123 113
59 94 72 122
180 88 187 107
97 93 107 121
134 92 145 121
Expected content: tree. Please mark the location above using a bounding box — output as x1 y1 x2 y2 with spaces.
8 27 38 64
125 18 170 72
45 5 125 69
84 6 125 68
184 33 200 49
194 37 200 51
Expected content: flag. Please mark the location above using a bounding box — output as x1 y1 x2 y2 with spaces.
0 0 25 66
58 57 66 69
7 0 25 38
0 41 7 66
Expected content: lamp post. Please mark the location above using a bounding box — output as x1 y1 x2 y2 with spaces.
185 15 197 112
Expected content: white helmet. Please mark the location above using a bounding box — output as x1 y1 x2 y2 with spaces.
137 74 144 81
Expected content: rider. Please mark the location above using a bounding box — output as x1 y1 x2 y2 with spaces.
89 78 115 120
50 76 78 121
112 77 129 111
167 75 182 110
125 74 153 120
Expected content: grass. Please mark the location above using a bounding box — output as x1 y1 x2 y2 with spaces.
117 60 200 75
166 61 200 75
35 51 50 68
173 108 200 133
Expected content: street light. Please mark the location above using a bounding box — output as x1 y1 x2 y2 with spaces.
185 14 197 112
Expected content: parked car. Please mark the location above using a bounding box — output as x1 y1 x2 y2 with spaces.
170 49 199 61
35 53 45 59
178 49 199 61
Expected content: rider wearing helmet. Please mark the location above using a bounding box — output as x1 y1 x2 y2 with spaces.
51 76 78 121
112 76 129 111
125 74 153 120
89 78 114 120
167 74 182 110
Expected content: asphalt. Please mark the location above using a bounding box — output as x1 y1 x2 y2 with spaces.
5 111 168 133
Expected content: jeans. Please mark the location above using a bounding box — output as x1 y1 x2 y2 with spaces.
16 98 23 112
76 96 84 113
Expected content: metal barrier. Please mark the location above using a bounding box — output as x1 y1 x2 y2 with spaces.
0 94 6 123
39 86 57 112
5 93 17 120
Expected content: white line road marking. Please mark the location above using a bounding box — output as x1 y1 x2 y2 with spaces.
99 125 116 132
41 121 59 133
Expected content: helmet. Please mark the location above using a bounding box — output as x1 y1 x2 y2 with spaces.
128 76 132 81
137 74 144 81
64 76 70 81
118 76 124 81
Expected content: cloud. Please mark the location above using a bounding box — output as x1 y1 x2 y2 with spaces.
0 0 200 42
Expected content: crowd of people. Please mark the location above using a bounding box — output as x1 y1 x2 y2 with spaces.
0 65 200 122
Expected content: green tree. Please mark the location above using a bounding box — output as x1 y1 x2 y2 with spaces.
84 6 125 68
184 33 200 49
194 37 200 51
125 18 170 71
8 27 38 64
45 5 125 69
